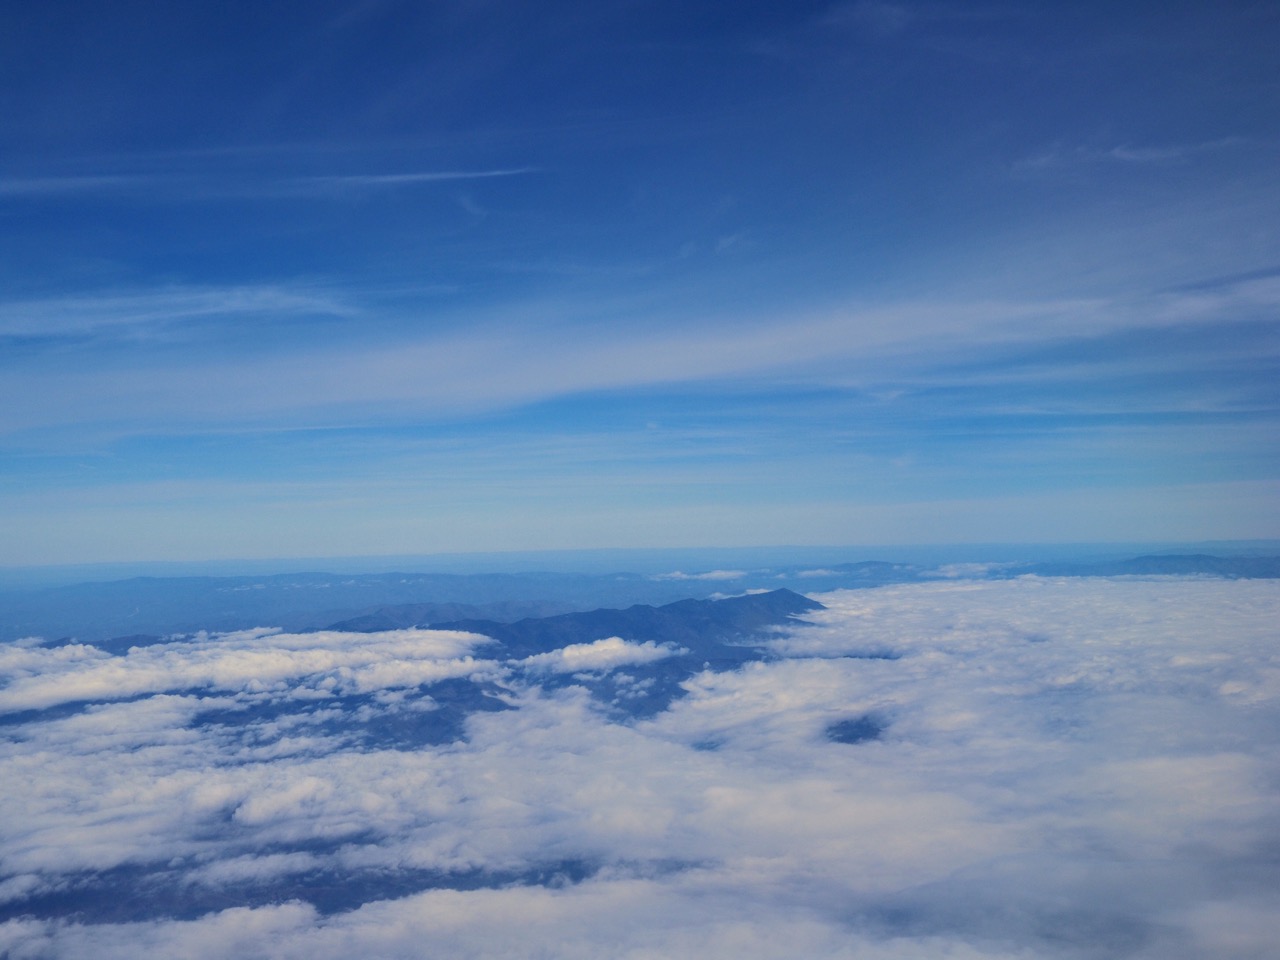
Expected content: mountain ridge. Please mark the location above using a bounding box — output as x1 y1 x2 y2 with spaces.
338 587 825 662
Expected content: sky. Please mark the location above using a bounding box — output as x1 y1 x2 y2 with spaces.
2 577 1278 957
2 0 1279 564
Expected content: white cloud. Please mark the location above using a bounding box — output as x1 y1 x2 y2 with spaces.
1016 138 1248 171
1 577 1277 957
0 887 1059 960
288 169 534 190
0 168 533 204
928 562 1011 578
6 275 1276 440
0 284 357 338
653 569 747 581
0 175 143 197
0 627 493 713
519 637 684 674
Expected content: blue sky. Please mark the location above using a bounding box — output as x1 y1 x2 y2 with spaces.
1 0 1278 564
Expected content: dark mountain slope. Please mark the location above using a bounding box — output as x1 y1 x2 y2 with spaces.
325 600 566 633
422 588 825 660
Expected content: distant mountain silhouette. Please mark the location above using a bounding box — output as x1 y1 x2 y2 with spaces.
3 569 819 644
19 553 1272 650
390 588 825 718
325 600 567 633
422 588 826 660
1020 554 1280 579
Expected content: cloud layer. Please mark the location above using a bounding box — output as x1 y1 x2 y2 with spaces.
1 577 1278 958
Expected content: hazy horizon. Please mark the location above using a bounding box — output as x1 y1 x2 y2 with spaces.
4 538 1280 589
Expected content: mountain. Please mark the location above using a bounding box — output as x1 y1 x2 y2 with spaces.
1018 554 1280 579
409 588 826 718
324 600 567 633
420 588 825 661
10 553 1275 647
0 570 730 644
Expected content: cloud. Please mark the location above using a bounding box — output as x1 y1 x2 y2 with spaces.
0 175 144 197
0 168 534 202
285 168 534 192
0 627 493 713
519 637 684 674
1015 138 1248 172
928 562 1011 578
1 577 1278 957
3 271 1276 441
0 285 357 339
653 570 747 581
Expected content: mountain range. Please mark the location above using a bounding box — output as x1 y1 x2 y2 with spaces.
3 553 1276 645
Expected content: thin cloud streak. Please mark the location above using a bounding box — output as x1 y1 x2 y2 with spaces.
292 168 535 188
1 278 1275 436
0 285 359 338
0 168 534 201
0 175 144 197
1013 137 1250 172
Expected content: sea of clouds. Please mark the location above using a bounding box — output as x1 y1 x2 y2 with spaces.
2 577 1277 959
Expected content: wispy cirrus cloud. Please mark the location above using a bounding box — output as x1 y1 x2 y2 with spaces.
2 274 1276 434
0 175 146 197
1014 137 1249 172
0 285 358 339
286 168 534 190
0 167 533 201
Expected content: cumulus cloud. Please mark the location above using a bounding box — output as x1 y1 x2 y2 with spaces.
1 578 1277 958
0 627 493 713
519 637 683 674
